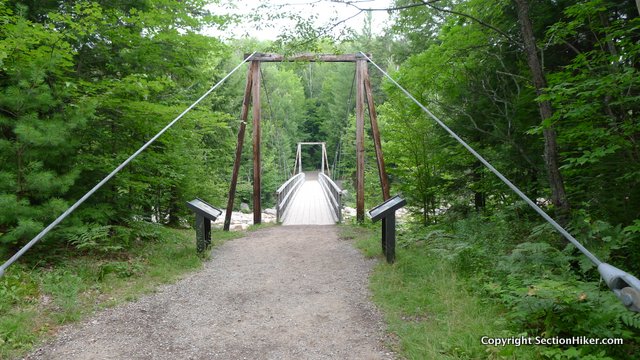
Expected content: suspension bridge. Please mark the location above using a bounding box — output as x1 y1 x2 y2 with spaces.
277 142 344 225
1 52 639 318
221 53 389 232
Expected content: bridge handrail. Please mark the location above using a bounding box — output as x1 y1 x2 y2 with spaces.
318 172 344 222
276 172 305 222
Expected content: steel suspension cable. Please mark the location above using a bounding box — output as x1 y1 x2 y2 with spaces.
260 68 289 181
361 51 640 312
0 52 257 277
333 68 356 180
359 52 600 265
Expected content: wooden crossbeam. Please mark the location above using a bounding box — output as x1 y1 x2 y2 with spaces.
244 53 371 62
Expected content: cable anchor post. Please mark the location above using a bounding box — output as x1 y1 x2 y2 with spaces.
598 263 640 312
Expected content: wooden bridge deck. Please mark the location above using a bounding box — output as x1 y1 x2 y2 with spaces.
282 176 336 226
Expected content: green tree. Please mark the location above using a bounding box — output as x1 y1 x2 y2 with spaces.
0 3 94 249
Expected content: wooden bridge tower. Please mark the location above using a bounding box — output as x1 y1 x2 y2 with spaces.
223 53 390 230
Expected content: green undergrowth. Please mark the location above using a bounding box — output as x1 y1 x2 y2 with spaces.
0 224 242 359
346 208 640 359
346 224 537 359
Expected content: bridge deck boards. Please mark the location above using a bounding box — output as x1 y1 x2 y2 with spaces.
282 180 335 225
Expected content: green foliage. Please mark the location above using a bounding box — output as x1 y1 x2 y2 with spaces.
98 261 144 280
447 213 640 359
350 225 538 359
0 311 38 356
67 224 118 252
0 269 38 312
40 270 85 323
378 1 640 355
0 1 94 247
0 0 235 257
541 0 640 225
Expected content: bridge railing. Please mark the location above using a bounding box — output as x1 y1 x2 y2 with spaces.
276 172 305 222
318 172 344 223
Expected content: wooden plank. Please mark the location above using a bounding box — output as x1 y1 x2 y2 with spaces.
245 53 371 63
362 63 390 200
252 61 262 224
224 66 253 231
282 178 335 225
355 60 366 223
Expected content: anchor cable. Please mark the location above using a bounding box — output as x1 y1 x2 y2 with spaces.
362 51 640 312
0 52 257 277
359 51 600 266
333 68 357 180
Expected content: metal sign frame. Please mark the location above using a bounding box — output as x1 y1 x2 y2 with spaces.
186 198 222 253
368 195 407 264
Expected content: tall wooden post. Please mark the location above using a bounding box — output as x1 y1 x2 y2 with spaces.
355 59 366 223
251 61 262 225
320 142 325 175
362 64 390 200
224 66 253 231
297 143 302 174
322 143 330 177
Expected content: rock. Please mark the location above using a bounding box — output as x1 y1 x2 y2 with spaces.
264 208 277 216
240 203 251 213
343 207 357 216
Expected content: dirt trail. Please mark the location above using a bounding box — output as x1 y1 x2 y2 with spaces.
26 225 394 359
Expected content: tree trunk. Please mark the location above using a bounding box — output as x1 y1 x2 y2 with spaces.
514 0 570 222
472 162 486 211
167 186 180 227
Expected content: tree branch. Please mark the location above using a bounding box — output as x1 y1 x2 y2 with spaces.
330 0 442 12
422 2 520 46
332 0 520 47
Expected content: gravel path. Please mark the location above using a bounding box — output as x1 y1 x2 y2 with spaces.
26 225 394 359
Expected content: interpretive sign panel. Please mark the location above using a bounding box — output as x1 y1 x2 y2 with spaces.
367 195 406 264
367 195 406 222
186 198 221 253
187 198 222 221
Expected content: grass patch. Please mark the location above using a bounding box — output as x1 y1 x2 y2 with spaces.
0 226 243 359
347 225 538 359
247 222 278 232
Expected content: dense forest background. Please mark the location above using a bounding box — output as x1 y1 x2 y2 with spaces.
1 0 640 358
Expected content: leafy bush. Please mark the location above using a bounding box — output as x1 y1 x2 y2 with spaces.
0 269 39 312
98 261 144 280
68 224 117 253
66 221 163 253
40 270 86 323
399 210 640 359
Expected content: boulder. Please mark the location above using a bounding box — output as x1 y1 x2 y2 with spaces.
240 202 251 213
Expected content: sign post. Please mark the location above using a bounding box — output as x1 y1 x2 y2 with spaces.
186 198 222 253
368 195 407 263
